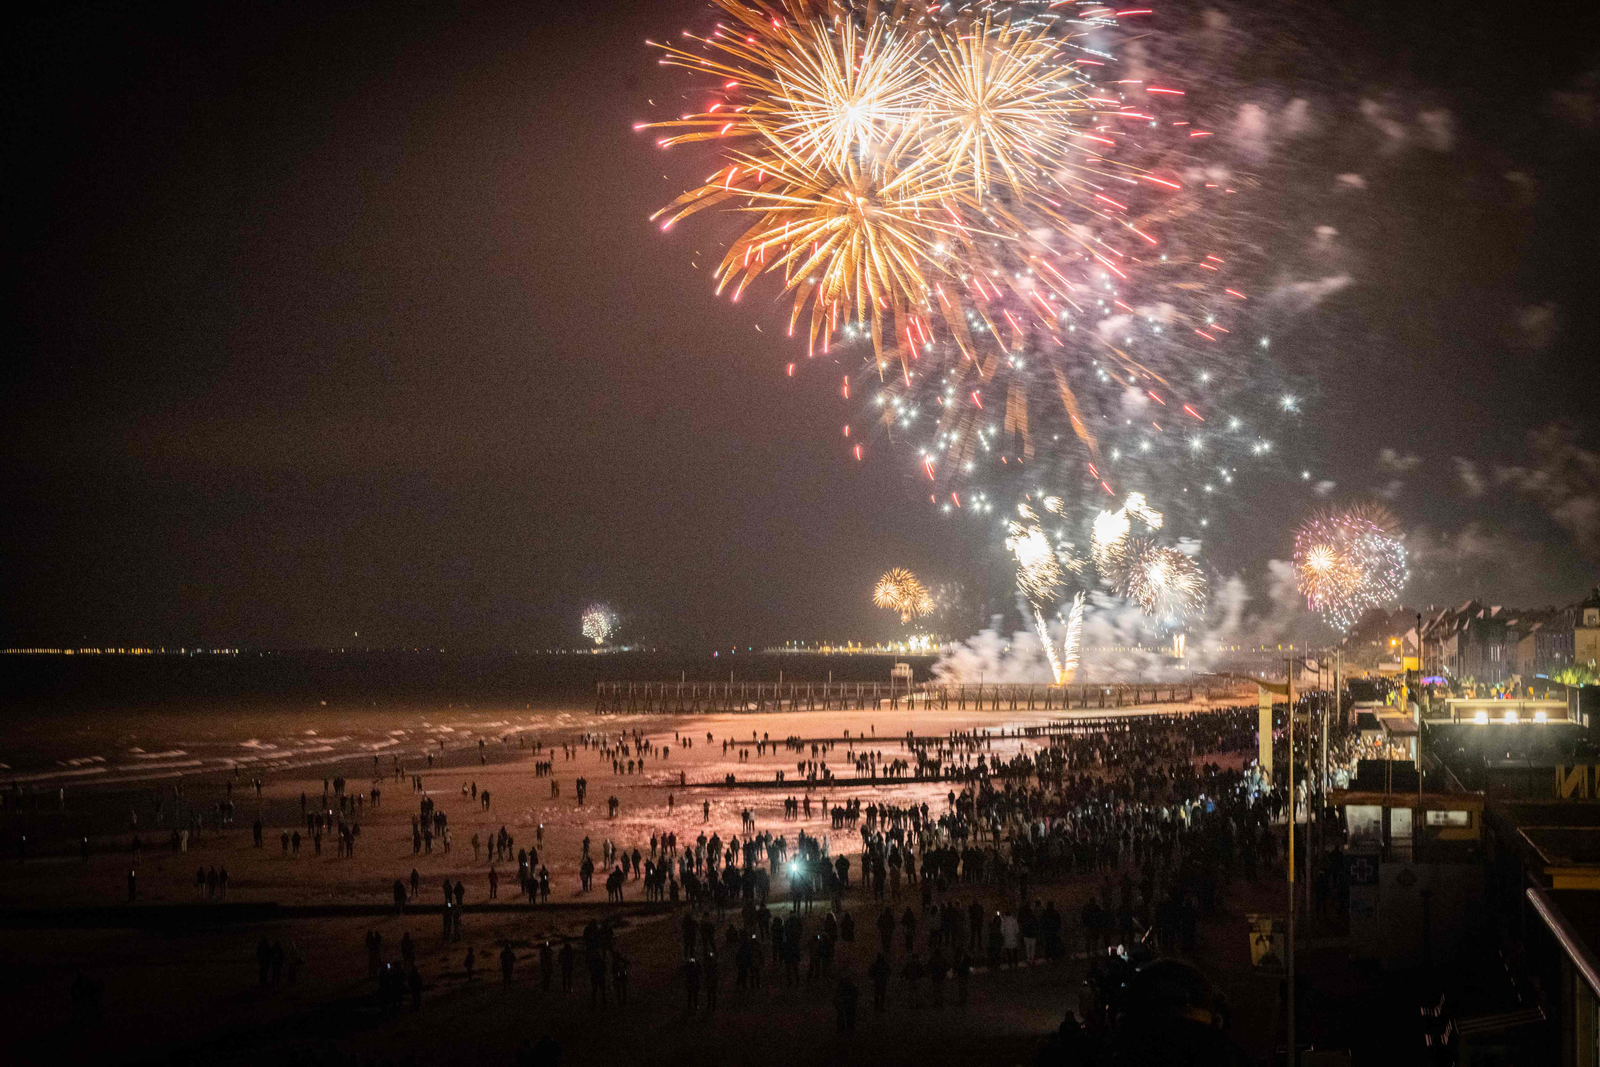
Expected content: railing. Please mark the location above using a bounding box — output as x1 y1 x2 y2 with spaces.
594 678 1254 715
1430 699 1570 724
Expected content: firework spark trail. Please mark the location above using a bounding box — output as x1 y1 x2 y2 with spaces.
1293 504 1408 631
1061 591 1085 677
1031 604 1064 683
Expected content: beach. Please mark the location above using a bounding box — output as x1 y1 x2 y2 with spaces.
1 692 1285 1065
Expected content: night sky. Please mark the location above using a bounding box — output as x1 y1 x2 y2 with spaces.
3 0 1597 651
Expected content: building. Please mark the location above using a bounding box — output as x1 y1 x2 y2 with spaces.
1515 608 1578 679
1420 601 1516 686
1417 706 1600 1063
1577 589 1600 670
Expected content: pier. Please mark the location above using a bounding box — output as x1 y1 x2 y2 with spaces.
594 677 1254 715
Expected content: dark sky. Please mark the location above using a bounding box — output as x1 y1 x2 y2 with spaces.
3 0 1597 650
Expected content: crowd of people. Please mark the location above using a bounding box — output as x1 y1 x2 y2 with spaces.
20 698 1355 1067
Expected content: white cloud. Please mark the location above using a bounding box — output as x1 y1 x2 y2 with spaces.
1511 303 1559 352
1313 480 1337 497
1377 448 1422 474
1407 522 1592 607
1550 68 1598 131
1232 103 1269 161
1495 425 1600 560
1453 457 1485 498
1096 312 1134 341
1360 99 1407 151
1282 98 1314 138
1336 173 1368 190
1417 108 1456 152
1267 273 1352 313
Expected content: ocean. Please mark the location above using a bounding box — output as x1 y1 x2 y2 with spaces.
0 650 924 788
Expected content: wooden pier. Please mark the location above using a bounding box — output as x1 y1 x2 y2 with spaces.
594 678 1253 715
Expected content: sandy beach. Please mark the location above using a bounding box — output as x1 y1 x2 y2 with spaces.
1 696 1284 1065
1 697 1240 907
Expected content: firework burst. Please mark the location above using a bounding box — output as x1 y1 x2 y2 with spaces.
1005 502 1067 604
1088 491 1208 620
1005 499 1087 683
1293 504 1408 631
644 0 1270 488
581 604 617 646
1122 541 1208 619
873 567 934 623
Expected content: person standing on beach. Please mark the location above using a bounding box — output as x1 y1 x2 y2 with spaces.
681 955 701 1013
611 952 630 1006
868 950 890 1012
703 950 719 1013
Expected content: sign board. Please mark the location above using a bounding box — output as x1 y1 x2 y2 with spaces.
1247 914 1285 969
1402 656 1419 671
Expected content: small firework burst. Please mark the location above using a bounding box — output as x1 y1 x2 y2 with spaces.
1293 504 1408 631
581 604 617 646
873 567 934 623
